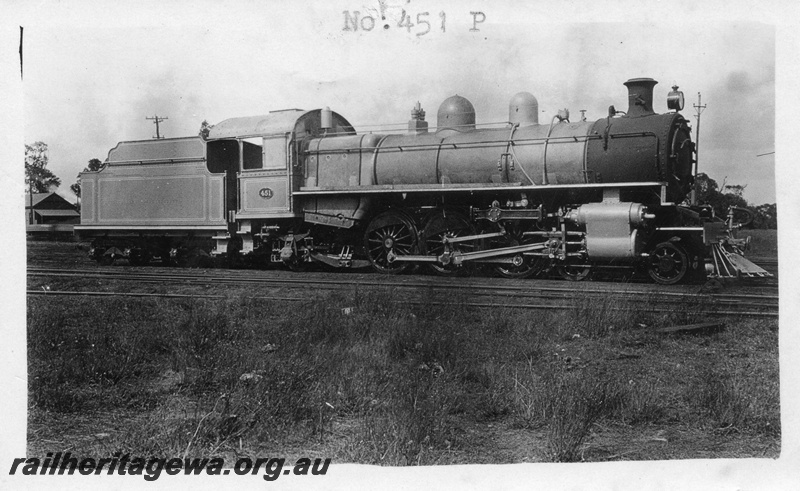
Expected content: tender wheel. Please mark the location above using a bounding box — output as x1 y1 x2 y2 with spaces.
128 248 151 266
648 241 689 285
160 249 177 267
421 210 476 276
364 210 419 274
558 258 591 281
197 255 215 268
178 248 212 268
99 254 115 266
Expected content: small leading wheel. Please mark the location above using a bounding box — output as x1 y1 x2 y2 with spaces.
364 210 419 274
558 258 591 281
648 241 689 285
421 210 476 276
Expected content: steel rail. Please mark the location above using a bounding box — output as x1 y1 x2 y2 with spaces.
27 267 777 315
25 289 777 318
29 278 772 310
27 266 779 299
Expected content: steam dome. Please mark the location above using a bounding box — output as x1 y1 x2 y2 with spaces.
437 95 476 130
509 92 539 126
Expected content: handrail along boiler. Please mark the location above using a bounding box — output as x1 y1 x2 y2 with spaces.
75 78 770 283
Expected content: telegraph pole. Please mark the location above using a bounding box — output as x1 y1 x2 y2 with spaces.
146 115 168 139
691 93 707 205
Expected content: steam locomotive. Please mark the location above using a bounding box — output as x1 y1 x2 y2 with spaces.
75 78 769 284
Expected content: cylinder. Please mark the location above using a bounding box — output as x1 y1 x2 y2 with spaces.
567 202 646 259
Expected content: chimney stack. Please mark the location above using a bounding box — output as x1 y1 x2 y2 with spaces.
623 78 658 117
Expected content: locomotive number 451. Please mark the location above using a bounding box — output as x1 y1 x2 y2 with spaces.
343 9 487 35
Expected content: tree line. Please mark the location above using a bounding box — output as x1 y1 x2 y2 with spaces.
24 141 778 229
691 173 777 229
25 141 102 203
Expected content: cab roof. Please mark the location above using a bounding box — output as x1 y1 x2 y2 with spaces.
207 109 355 140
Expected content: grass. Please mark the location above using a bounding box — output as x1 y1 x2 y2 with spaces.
25 237 781 463
741 228 778 257
27 281 780 464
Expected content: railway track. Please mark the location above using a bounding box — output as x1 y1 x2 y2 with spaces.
27 265 779 318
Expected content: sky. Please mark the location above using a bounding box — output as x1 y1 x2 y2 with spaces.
15 0 779 205
4 1 800 490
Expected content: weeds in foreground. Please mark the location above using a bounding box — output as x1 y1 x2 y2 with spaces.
689 362 780 435
27 287 780 463
28 297 167 412
510 361 657 462
545 371 624 462
562 291 636 338
344 368 459 465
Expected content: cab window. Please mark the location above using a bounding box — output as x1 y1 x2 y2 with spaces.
262 137 287 170
241 138 262 170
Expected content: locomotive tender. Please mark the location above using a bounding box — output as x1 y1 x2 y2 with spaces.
75 78 770 284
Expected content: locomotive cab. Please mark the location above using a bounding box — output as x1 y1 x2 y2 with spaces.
205 108 358 259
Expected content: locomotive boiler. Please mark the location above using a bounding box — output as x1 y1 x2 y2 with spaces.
75 78 770 284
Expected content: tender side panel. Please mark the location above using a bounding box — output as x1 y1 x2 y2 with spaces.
107 138 205 163
78 160 225 227
81 179 96 223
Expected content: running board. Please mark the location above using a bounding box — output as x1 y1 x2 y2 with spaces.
709 244 773 278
